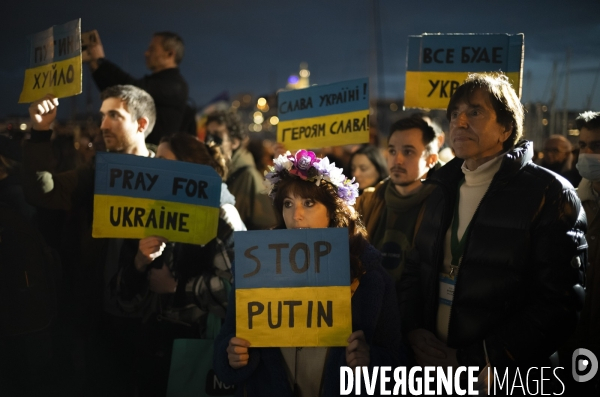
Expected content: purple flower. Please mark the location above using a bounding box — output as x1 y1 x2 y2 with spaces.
290 149 318 179
337 178 360 205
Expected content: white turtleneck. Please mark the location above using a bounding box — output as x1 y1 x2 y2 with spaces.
436 154 504 342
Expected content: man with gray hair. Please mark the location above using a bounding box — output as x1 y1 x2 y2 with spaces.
400 73 586 392
87 31 193 144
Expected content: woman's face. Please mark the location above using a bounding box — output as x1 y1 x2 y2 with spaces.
157 142 178 160
351 154 379 189
282 193 330 229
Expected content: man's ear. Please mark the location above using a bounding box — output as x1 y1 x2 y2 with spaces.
500 126 513 143
137 117 149 134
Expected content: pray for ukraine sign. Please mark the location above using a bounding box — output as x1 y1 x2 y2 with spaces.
92 152 222 245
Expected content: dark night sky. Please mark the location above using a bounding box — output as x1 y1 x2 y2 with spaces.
2 0 600 118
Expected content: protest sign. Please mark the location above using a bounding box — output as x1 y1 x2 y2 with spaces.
234 228 352 347
404 33 524 109
277 78 370 151
81 29 102 63
92 152 222 245
19 19 82 103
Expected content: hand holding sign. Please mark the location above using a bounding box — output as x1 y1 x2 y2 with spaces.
81 30 104 64
346 330 370 368
28 94 59 130
227 337 251 369
134 235 168 271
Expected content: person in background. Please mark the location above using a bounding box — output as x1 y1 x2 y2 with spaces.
572 111 600 394
355 116 442 298
540 134 582 186
350 144 388 193
117 133 245 396
87 31 194 144
0 135 58 397
205 111 277 230
214 149 404 396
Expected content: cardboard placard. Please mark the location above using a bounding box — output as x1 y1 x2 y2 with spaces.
234 228 352 347
404 33 524 109
92 152 222 245
277 78 370 151
19 19 82 103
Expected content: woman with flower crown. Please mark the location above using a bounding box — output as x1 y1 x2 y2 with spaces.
213 149 404 396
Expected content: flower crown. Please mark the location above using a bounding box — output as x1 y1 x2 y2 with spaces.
264 149 360 205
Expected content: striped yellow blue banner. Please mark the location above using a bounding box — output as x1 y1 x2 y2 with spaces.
404 33 524 109
277 78 369 151
19 19 82 103
92 152 222 245
234 229 352 346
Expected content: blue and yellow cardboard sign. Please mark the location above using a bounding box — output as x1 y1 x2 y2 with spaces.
404 33 524 109
277 78 370 151
234 228 352 347
92 152 222 245
19 19 83 103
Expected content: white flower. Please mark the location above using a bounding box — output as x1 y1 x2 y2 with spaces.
273 151 292 172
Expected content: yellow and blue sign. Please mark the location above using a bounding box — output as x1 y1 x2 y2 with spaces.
234 228 352 347
277 78 370 151
404 33 524 109
92 152 222 245
19 19 83 103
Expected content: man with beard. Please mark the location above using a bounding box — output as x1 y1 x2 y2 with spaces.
22 85 156 396
356 115 441 300
541 134 581 186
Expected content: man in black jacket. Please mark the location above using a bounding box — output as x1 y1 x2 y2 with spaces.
400 73 587 392
87 31 193 145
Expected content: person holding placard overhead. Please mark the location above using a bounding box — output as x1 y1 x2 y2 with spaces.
116 133 245 396
213 149 404 396
86 32 194 144
22 85 156 395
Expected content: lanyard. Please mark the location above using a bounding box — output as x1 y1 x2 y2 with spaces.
450 178 473 268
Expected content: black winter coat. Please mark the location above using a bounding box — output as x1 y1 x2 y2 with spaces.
399 140 587 368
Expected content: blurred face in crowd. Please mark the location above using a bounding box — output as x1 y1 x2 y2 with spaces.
156 142 178 160
145 36 171 72
282 194 329 229
448 89 511 170
351 154 379 189
206 121 232 160
578 128 600 155
543 138 570 165
99 98 144 153
387 128 436 194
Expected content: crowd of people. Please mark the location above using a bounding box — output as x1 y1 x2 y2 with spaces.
1 31 599 397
